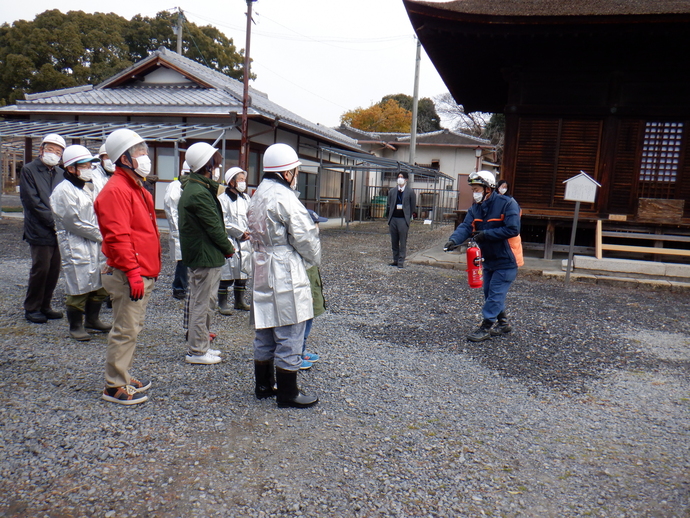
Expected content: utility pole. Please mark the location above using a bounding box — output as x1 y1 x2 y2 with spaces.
240 0 257 172
176 8 184 55
409 38 421 167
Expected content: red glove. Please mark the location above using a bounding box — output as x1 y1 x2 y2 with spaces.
224 253 234 258
125 267 145 301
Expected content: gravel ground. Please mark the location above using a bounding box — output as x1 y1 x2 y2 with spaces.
0 217 689 518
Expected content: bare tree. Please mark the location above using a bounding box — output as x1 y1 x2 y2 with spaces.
434 93 505 162
434 93 490 137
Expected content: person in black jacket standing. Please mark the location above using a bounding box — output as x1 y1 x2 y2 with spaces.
386 171 416 268
20 133 66 324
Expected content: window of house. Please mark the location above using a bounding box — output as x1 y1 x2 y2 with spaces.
297 171 317 201
155 147 176 181
639 122 683 183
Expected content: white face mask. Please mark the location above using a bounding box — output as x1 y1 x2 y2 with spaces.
77 166 94 181
41 153 60 167
498 187 507 195
213 167 221 182
472 191 485 204
134 155 152 178
286 171 298 190
103 159 115 173
397 177 406 187
236 181 247 193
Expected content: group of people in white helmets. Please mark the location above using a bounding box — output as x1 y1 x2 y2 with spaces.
21 128 322 408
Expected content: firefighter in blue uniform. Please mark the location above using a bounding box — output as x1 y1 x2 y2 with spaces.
445 171 523 341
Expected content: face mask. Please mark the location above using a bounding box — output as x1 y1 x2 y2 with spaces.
286 171 298 190
103 159 115 173
473 192 484 204
134 155 152 178
236 181 247 193
42 153 60 167
77 166 94 181
213 167 221 182
397 178 406 187
498 187 507 195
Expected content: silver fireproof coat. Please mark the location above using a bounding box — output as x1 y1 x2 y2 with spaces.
219 190 252 280
247 178 321 329
163 180 183 262
49 179 103 296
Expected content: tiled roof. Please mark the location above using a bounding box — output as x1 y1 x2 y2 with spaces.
397 129 491 146
0 47 358 150
336 125 491 146
17 85 238 110
407 0 690 17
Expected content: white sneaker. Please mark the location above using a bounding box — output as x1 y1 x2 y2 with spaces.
208 348 221 356
185 352 221 365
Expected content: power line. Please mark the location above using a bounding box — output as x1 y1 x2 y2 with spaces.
254 63 350 112
184 9 411 48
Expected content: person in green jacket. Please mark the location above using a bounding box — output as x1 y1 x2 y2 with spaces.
300 210 328 370
178 143 234 365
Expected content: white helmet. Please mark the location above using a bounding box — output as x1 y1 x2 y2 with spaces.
225 166 246 184
263 143 301 172
41 133 66 150
181 161 190 175
468 170 496 189
186 142 218 173
62 145 100 168
98 144 108 157
106 128 145 163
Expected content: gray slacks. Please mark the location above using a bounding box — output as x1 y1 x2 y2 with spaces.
389 217 409 266
253 321 307 371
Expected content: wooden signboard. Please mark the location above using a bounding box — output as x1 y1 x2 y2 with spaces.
563 171 601 204
636 198 685 223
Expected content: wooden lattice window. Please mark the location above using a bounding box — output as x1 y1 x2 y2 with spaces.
639 122 683 186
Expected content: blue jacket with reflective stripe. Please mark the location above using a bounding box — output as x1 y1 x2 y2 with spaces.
449 191 521 271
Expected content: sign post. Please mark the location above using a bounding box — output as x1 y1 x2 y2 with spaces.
563 171 601 286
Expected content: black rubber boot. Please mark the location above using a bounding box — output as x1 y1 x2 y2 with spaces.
275 368 318 408
84 300 111 332
66 307 91 341
254 360 277 399
217 290 233 316
234 286 251 311
490 311 512 336
467 319 493 342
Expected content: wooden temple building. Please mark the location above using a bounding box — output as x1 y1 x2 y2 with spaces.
404 0 690 258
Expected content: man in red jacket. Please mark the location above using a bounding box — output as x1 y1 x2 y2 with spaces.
94 129 161 405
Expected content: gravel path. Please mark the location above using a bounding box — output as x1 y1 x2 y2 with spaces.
0 217 688 517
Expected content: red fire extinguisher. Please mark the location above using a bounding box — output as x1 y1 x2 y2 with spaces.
466 239 483 289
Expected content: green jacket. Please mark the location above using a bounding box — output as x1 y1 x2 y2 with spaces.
307 265 326 318
178 173 234 269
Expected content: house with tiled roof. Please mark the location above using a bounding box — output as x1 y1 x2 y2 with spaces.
337 125 497 212
0 47 364 214
405 0 690 257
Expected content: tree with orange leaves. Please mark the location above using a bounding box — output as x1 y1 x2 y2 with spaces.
340 99 412 133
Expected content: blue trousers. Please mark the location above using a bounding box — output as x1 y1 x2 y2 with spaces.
254 321 307 371
482 267 517 322
302 318 314 355
172 260 188 293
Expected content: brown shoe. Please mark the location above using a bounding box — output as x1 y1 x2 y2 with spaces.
129 377 152 393
102 385 148 405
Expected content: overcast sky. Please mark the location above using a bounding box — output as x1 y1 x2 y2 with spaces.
2 0 452 129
